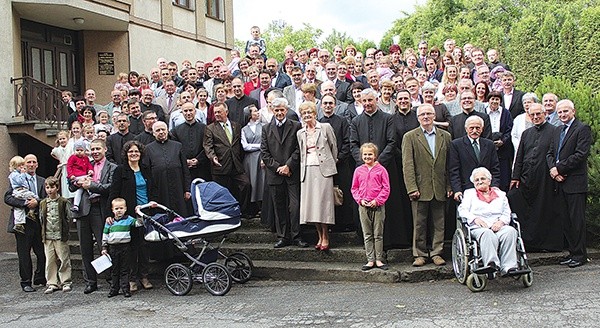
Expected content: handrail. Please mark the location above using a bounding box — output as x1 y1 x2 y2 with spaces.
10 76 68 129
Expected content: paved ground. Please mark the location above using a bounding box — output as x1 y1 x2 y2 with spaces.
0 252 599 327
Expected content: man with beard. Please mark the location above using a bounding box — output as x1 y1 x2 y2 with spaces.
145 121 191 216
509 103 562 251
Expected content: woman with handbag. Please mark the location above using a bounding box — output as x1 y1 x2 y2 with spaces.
297 101 338 251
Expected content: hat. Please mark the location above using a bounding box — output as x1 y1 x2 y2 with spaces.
74 140 87 150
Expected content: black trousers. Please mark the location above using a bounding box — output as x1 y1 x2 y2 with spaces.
213 173 252 215
108 243 130 292
15 218 46 288
561 191 588 262
270 182 300 241
76 203 104 286
129 226 149 282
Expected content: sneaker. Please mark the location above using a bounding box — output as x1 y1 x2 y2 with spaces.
412 257 427 267
431 255 446 266
62 285 72 292
140 278 153 290
44 286 58 294
129 281 138 292
13 224 25 234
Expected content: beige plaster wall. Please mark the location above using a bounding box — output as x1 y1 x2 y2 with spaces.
131 0 161 22
129 24 227 77
82 30 130 105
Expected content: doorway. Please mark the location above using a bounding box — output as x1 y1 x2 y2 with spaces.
21 20 81 95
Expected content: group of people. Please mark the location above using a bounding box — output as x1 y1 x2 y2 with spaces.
6 29 592 294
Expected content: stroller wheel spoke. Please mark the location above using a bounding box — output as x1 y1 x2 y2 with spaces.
203 263 232 296
224 252 254 284
164 263 193 296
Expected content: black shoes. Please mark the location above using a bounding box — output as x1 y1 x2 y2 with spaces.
294 239 309 248
107 290 119 298
22 286 35 292
123 290 132 298
560 257 588 268
83 284 98 294
377 263 389 271
274 239 290 248
361 264 374 271
568 259 587 268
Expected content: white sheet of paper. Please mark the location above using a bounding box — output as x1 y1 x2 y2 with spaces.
91 254 112 274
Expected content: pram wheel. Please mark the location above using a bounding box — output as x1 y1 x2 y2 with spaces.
466 273 487 292
165 263 193 296
202 263 232 296
224 252 254 284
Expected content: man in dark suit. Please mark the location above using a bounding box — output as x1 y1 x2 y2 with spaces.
4 154 46 292
266 58 291 90
171 103 210 181
500 71 525 119
249 70 273 108
260 97 307 248
203 102 251 215
70 139 117 294
547 99 592 268
449 115 501 201
106 113 135 165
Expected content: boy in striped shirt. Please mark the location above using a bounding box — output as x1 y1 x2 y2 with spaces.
101 198 141 298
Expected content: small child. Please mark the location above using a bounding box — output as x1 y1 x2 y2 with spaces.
66 140 93 212
101 198 142 298
94 109 114 135
50 130 73 199
244 26 267 59
39 177 72 294
114 72 131 91
350 143 390 271
8 156 39 234
376 55 395 80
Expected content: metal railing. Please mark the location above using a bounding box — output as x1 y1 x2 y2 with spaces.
10 76 67 128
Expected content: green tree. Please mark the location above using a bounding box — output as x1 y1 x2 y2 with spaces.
253 21 324 62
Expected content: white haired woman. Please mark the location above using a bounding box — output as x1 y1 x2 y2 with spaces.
457 167 519 276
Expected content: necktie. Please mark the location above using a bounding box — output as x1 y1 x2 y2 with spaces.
472 140 480 161
556 124 568 162
223 122 232 143
167 95 173 110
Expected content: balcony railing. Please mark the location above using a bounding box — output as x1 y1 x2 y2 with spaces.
10 76 67 128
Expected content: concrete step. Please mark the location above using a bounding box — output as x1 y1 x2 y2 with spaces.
69 250 592 284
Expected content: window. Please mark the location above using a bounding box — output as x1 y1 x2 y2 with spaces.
173 0 194 10
206 0 224 20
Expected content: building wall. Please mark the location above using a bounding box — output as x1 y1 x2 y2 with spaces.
82 31 130 105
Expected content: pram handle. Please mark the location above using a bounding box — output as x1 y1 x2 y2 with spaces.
135 201 167 218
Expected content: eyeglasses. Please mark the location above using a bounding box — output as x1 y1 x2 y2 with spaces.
322 101 335 105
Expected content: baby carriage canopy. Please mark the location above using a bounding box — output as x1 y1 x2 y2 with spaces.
192 179 241 220
142 180 241 242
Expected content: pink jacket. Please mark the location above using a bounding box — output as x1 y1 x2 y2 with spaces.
351 163 390 207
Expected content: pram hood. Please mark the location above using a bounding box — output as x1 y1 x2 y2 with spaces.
143 180 242 242
192 180 241 220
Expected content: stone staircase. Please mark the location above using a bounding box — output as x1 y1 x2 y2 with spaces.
67 218 584 284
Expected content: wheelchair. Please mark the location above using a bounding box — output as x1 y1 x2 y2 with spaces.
452 212 533 292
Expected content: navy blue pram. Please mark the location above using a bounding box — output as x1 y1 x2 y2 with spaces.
136 179 253 296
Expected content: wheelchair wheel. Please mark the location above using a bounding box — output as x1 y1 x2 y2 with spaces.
165 263 193 296
452 228 468 284
202 263 232 296
466 273 487 292
224 252 254 284
521 272 533 287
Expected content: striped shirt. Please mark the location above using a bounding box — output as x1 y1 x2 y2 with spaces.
102 215 140 246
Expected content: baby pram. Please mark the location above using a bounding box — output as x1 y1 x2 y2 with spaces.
136 178 253 296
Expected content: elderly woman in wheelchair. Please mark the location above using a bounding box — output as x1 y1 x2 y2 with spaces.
454 167 532 292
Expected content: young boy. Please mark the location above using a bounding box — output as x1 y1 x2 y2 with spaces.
39 177 72 294
350 143 390 271
7 156 39 234
102 198 142 298
244 26 267 60
66 140 93 212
